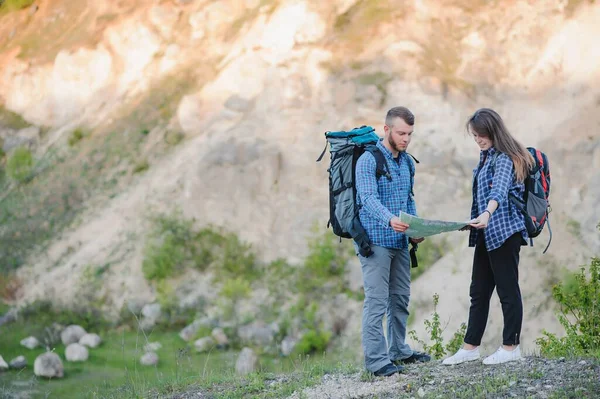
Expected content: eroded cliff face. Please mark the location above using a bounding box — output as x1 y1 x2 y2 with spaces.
0 0 599 352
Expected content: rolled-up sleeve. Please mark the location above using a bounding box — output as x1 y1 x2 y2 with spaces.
356 153 395 226
488 154 514 204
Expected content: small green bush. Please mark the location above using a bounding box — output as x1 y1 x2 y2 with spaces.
68 128 86 147
132 158 150 174
6 147 33 183
0 0 35 12
142 212 256 283
409 293 467 359
300 228 352 293
536 256 600 357
221 233 257 279
294 329 332 355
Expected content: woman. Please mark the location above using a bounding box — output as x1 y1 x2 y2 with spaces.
443 108 534 366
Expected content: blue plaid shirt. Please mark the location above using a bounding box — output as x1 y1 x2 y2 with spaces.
356 140 417 249
469 147 527 251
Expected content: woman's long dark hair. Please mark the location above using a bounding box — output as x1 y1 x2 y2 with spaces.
466 108 534 183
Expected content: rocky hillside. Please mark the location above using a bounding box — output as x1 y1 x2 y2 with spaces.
0 0 599 356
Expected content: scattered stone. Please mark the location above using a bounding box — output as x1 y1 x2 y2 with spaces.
9 356 27 369
20 336 40 350
140 352 159 366
0 309 16 327
558 357 566 362
179 318 212 342
61 325 87 345
235 347 258 375
224 95 253 113
79 333 102 348
526 386 536 392
281 335 298 356
33 352 64 378
579 360 587 365
211 328 229 347
139 317 157 331
65 343 89 362
141 303 162 320
0 356 8 371
417 387 426 398
194 336 215 353
144 342 162 352
126 298 147 315
237 321 275 346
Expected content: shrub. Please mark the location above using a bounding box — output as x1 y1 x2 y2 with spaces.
220 233 258 279
0 0 35 12
6 147 33 183
536 256 600 357
132 158 150 174
68 128 86 147
142 211 256 282
409 293 467 359
292 302 331 355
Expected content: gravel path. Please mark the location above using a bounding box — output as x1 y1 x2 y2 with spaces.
289 357 600 399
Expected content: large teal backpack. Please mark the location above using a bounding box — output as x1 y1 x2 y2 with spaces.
316 126 416 258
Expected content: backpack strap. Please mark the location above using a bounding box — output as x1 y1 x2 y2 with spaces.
316 133 328 162
406 153 416 197
365 146 392 181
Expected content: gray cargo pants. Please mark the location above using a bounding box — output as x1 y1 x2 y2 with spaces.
358 244 413 372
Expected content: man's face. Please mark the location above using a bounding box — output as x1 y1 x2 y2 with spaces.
385 117 413 153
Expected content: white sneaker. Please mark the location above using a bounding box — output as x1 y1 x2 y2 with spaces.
442 347 481 365
482 346 522 365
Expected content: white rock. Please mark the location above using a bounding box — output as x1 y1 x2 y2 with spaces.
194 336 215 353
79 333 102 348
61 325 87 345
9 355 27 369
417 387 426 398
34 352 64 378
212 328 229 347
65 343 89 362
179 318 212 342
140 352 159 366
235 347 258 375
0 355 8 371
144 342 162 352
281 336 298 357
20 336 40 349
141 303 161 320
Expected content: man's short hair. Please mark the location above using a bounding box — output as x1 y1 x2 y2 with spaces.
385 106 414 127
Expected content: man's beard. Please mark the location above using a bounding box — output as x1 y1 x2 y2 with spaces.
388 135 406 153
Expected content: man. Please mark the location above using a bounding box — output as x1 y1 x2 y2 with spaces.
355 106 431 377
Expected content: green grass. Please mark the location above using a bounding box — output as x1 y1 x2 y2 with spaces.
0 0 35 13
0 106 30 129
0 315 356 399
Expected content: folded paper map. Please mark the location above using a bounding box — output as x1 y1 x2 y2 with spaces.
399 212 469 238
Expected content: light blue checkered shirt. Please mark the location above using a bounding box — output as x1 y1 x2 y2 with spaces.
469 147 527 251
356 140 417 249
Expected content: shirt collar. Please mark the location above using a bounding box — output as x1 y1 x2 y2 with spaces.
377 138 403 159
480 146 497 161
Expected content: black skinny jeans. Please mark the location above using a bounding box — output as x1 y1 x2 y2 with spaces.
464 232 523 346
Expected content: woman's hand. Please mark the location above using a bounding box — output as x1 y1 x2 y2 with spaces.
469 211 491 229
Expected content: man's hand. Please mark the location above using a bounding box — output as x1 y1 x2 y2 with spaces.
469 211 491 229
410 237 425 244
390 216 409 233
